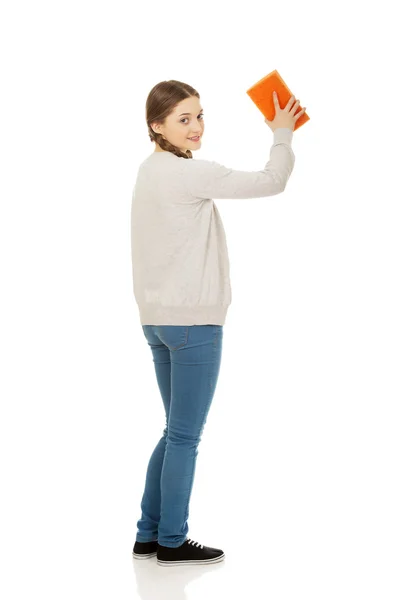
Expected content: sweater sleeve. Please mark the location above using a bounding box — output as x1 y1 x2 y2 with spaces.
182 127 295 200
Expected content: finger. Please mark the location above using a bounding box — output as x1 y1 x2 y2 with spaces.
285 95 296 111
289 99 301 114
295 107 306 120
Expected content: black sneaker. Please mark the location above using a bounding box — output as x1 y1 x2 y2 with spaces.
157 538 225 567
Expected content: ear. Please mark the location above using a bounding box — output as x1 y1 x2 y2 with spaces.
150 123 161 135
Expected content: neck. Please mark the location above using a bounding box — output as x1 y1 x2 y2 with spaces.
153 142 189 154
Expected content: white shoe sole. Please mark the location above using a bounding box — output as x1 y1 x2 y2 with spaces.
157 553 225 566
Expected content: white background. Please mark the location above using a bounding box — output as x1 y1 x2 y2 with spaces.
1 1 399 598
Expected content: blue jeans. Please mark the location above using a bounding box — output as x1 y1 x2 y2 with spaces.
135 324 223 548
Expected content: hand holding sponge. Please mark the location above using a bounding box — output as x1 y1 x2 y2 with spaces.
247 69 309 132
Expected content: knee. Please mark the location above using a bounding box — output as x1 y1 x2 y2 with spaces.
166 427 202 447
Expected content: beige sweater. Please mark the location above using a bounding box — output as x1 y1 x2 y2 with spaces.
131 127 295 325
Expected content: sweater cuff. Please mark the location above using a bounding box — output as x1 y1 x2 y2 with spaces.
273 127 293 144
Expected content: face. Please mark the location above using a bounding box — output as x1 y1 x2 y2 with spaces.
151 96 204 153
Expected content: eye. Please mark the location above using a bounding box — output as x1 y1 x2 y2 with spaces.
180 114 204 124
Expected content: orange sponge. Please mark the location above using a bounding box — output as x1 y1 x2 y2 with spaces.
247 69 309 131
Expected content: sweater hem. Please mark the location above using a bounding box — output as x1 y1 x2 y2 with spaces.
138 304 230 326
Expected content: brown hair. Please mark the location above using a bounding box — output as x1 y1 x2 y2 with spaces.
146 80 200 160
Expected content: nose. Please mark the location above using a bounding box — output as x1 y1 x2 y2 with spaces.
191 124 204 136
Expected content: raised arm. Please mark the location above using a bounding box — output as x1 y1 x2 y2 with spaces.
181 128 295 200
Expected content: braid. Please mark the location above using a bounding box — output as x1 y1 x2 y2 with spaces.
148 130 193 159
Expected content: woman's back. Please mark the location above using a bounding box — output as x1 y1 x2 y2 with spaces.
131 127 295 326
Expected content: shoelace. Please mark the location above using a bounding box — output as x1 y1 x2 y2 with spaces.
187 538 203 549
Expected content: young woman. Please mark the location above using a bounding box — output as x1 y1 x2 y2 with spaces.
131 80 306 566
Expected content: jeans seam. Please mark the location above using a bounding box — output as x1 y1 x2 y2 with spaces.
171 326 189 350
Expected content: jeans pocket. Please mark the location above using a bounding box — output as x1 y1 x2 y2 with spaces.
155 325 189 350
